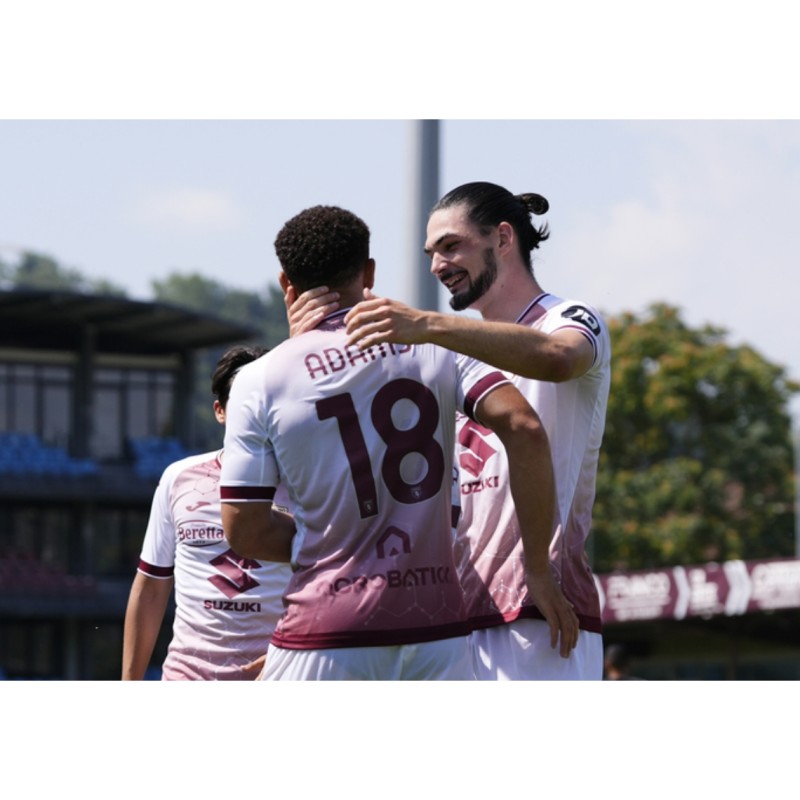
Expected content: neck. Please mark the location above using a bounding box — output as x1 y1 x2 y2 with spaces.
337 288 365 309
474 268 544 323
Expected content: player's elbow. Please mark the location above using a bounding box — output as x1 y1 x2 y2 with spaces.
514 409 550 449
545 360 576 383
226 529 263 560
222 526 242 553
539 349 583 382
479 385 548 446
224 525 243 552
542 338 596 383
496 404 550 451
221 504 255 556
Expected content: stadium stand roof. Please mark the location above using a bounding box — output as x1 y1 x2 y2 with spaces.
0 288 259 354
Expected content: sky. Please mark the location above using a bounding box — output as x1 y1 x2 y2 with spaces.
3 1 799 767
2 118 800 418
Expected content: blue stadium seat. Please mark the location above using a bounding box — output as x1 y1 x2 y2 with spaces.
0 432 99 476
128 435 190 478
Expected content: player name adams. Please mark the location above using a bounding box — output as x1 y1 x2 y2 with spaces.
304 343 412 380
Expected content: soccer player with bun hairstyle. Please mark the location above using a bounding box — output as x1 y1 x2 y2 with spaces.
332 181 611 680
122 344 293 681
220 204 577 681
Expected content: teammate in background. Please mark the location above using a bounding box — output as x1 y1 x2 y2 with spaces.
220 204 577 681
122 345 293 681
339 181 611 680
603 644 640 680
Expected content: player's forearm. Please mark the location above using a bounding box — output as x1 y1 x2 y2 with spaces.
266 506 296 562
497 417 556 575
239 653 267 680
425 313 573 381
122 590 168 680
222 503 294 562
479 385 556 574
122 625 159 680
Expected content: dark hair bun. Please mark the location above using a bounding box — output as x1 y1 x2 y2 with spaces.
518 193 549 215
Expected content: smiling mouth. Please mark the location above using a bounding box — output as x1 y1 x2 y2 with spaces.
441 270 467 292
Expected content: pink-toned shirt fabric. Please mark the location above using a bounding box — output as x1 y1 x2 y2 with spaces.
138 450 292 679
454 293 611 633
220 310 509 650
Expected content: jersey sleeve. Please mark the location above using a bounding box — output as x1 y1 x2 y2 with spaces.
219 359 280 503
543 299 609 370
454 352 511 421
137 462 180 578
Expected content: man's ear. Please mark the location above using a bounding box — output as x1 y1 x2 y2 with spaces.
213 399 226 425
363 258 376 290
497 221 515 256
278 271 291 293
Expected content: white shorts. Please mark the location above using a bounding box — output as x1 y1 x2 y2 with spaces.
470 618 603 680
259 637 474 681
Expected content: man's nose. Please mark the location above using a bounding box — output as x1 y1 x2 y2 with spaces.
430 253 445 276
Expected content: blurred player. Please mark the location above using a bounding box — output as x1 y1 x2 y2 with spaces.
122 345 293 680
219 205 577 681
343 181 611 680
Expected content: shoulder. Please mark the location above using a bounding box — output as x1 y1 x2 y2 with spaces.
236 334 332 384
539 294 607 340
158 450 219 485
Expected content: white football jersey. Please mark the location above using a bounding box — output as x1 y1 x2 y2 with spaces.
221 310 509 650
138 450 292 680
454 293 611 633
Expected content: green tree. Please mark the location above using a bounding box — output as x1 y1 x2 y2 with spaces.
151 273 287 348
593 303 798 572
2 251 126 295
151 273 289 451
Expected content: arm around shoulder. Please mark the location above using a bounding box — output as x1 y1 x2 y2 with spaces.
434 318 596 382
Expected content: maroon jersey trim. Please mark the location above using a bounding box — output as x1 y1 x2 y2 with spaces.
220 485 276 502
463 371 509 421
269 620 471 650
137 559 174 579
516 293 550 326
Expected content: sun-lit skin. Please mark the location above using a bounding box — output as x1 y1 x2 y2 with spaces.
282 201 591 657
424 205 530 323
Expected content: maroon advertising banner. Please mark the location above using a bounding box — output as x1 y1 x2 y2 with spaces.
596 557 800 624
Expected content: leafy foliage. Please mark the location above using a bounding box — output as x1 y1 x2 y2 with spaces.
592 303 799 572
6 253 796 570
0 251 126 295
151 272 288 349
150 273 289 451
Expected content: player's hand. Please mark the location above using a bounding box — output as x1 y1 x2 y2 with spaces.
284 284 340 337
527 570 580 658
239 653 267 680
345 288 428 349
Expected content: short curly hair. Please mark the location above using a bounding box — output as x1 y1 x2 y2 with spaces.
274 205 370 293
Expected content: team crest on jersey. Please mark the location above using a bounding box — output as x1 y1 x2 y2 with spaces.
561 305 601 336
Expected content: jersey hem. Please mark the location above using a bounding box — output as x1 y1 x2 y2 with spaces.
269 620 470 650
467 605 603 634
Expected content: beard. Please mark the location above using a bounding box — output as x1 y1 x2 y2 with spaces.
449 247 498 311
